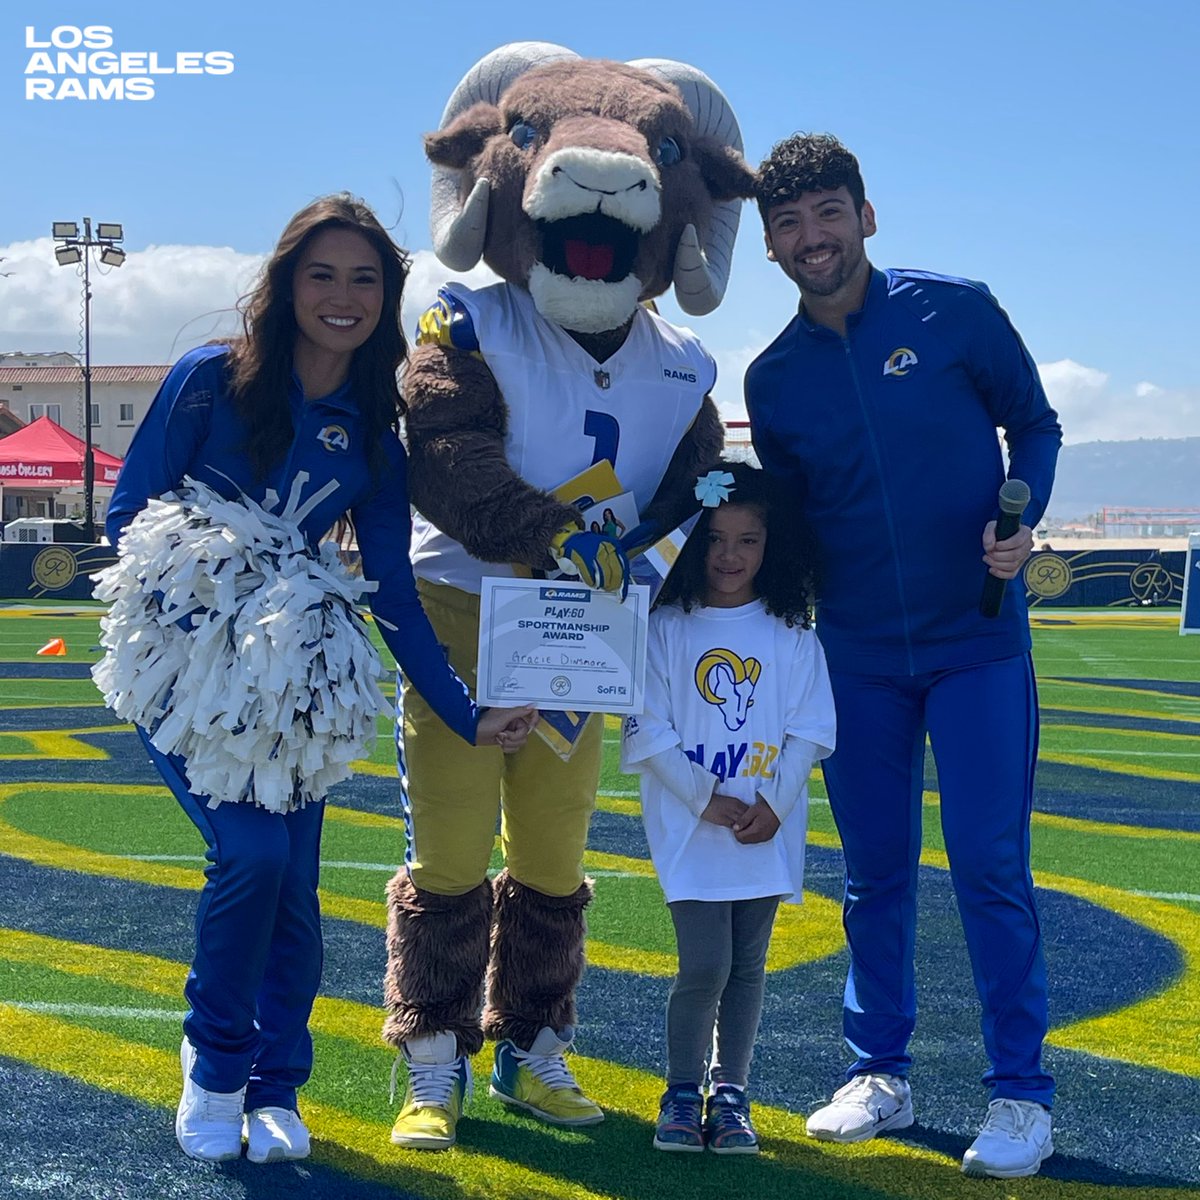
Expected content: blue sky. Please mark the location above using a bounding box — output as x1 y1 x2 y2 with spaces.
2 0 1197 442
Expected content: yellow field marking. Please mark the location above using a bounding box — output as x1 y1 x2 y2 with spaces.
594 793 639 817
889 845 1200 1079
0 1004 620 1200
1039 876 1200 1077
1041 678 1200 712
1031 810 1200 844
324 803 403 832
0 607 104 617
0 928 185 997
1038 752 1200 784
0 783 383 927
5 780 1195 1031
2 949 1196 1199
0 727 120 761
1031 611 1178 628
1041 701 1200 726
0 785 839 976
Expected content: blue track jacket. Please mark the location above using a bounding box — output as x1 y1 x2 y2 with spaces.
746 268 1062 676
107 344 479 742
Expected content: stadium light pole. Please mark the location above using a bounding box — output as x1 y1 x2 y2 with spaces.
51 218 126 543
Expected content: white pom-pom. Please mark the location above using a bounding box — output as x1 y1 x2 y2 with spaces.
92 477 385 813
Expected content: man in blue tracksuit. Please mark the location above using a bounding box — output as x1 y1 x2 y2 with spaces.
745 134 1061 1180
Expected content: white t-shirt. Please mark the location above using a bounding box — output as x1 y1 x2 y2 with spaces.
411 282 714 592
621 599 835 904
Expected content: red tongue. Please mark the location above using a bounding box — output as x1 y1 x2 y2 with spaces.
565 239 615 280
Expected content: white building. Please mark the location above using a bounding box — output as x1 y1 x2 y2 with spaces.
0 352 168 459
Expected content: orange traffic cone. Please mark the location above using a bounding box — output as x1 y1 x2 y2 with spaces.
36 637 68 657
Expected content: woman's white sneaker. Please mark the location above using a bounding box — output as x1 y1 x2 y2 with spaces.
244 1106 312 1163
805 1073 914 1142
961 1098 1053 1178
175 1038 246 1162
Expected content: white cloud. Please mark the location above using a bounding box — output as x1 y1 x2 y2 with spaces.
0 240 499 364
3 242 1197 446
1038 358 1199 443
0 237 261 363
715 350 1200 446
400 251 499 337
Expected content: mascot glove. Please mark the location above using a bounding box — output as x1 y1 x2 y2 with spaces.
551 524 630 600
618 520 662 558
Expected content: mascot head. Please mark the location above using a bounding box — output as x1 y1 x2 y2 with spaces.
425 41 755 334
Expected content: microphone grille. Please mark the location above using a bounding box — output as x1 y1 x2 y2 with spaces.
999 479 1031 515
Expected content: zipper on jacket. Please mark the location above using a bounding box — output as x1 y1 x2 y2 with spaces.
843 336 916 675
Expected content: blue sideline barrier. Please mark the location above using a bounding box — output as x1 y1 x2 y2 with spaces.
0 542 1186 609
0 542 117 601
1024 549 1184 608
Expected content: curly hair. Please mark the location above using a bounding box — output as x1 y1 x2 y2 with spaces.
755 132 865 226
653 460 815 628
227 193 411 480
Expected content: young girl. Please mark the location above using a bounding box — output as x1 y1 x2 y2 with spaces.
621 462 835 1154
105 195 533 1165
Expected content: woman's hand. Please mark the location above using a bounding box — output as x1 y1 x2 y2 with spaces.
476 705 539 754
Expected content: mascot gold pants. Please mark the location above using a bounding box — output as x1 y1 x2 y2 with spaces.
383 581 602 1057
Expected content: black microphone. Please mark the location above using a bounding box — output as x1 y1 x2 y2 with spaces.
979 479 1031 619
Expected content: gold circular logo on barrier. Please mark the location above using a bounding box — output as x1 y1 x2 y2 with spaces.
32 546 78 591
1025 553 1071 599
1130 562 1173 604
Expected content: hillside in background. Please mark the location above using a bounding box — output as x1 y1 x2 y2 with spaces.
1044 437 1199 521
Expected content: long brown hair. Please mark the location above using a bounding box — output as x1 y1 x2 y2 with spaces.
227 193 411 480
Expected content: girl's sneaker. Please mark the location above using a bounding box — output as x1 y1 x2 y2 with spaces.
705 1084 759 1154
653 1085 705 1152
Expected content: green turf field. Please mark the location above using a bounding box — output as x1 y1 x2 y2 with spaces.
1 604 1198 1198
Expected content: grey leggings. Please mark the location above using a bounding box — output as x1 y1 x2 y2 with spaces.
666 895 781 1088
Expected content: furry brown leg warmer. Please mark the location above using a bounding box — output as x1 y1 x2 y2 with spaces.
382 870 492 1056
482 869 594 1049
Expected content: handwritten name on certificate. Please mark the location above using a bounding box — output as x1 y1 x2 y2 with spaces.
477 578 649 714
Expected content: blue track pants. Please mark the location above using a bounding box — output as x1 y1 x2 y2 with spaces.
821 655 1054 1106
140 729 325 1110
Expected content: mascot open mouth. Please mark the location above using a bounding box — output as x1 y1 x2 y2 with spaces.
539 213 639 283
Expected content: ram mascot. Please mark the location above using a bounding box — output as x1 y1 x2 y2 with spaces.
383 41 754 1148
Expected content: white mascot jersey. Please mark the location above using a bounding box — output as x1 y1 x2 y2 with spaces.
411 282 715 593
622 600 835 904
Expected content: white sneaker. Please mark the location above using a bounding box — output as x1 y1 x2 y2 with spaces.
961 1098 1053 1178
175 1038 246 1162
244 1106 311 1163
805 1073 914 1143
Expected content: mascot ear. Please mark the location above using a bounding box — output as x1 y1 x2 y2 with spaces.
424 104 504 169
693 137 757 203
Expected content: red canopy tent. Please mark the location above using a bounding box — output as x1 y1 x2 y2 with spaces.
0 416 124 488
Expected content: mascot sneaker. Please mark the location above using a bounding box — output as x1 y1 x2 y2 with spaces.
805 1073 914 1143
244 1107 311 1163
961 1099 1053 1178
705 1085 760 1154
391 1032 471 1150
175 1038 246 1162
490 1026 603 1126
652 1085 704 1152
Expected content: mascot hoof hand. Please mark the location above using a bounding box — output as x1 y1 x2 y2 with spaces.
551 525 630 599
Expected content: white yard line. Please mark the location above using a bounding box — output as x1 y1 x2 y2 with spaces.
4 1001 183 1019
1130 891 1200 903
1047 749 1200 758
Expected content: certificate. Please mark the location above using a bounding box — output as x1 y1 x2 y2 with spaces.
477 577 649 714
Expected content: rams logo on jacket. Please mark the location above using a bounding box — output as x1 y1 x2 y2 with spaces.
695 648 760 732
317 424 349 453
